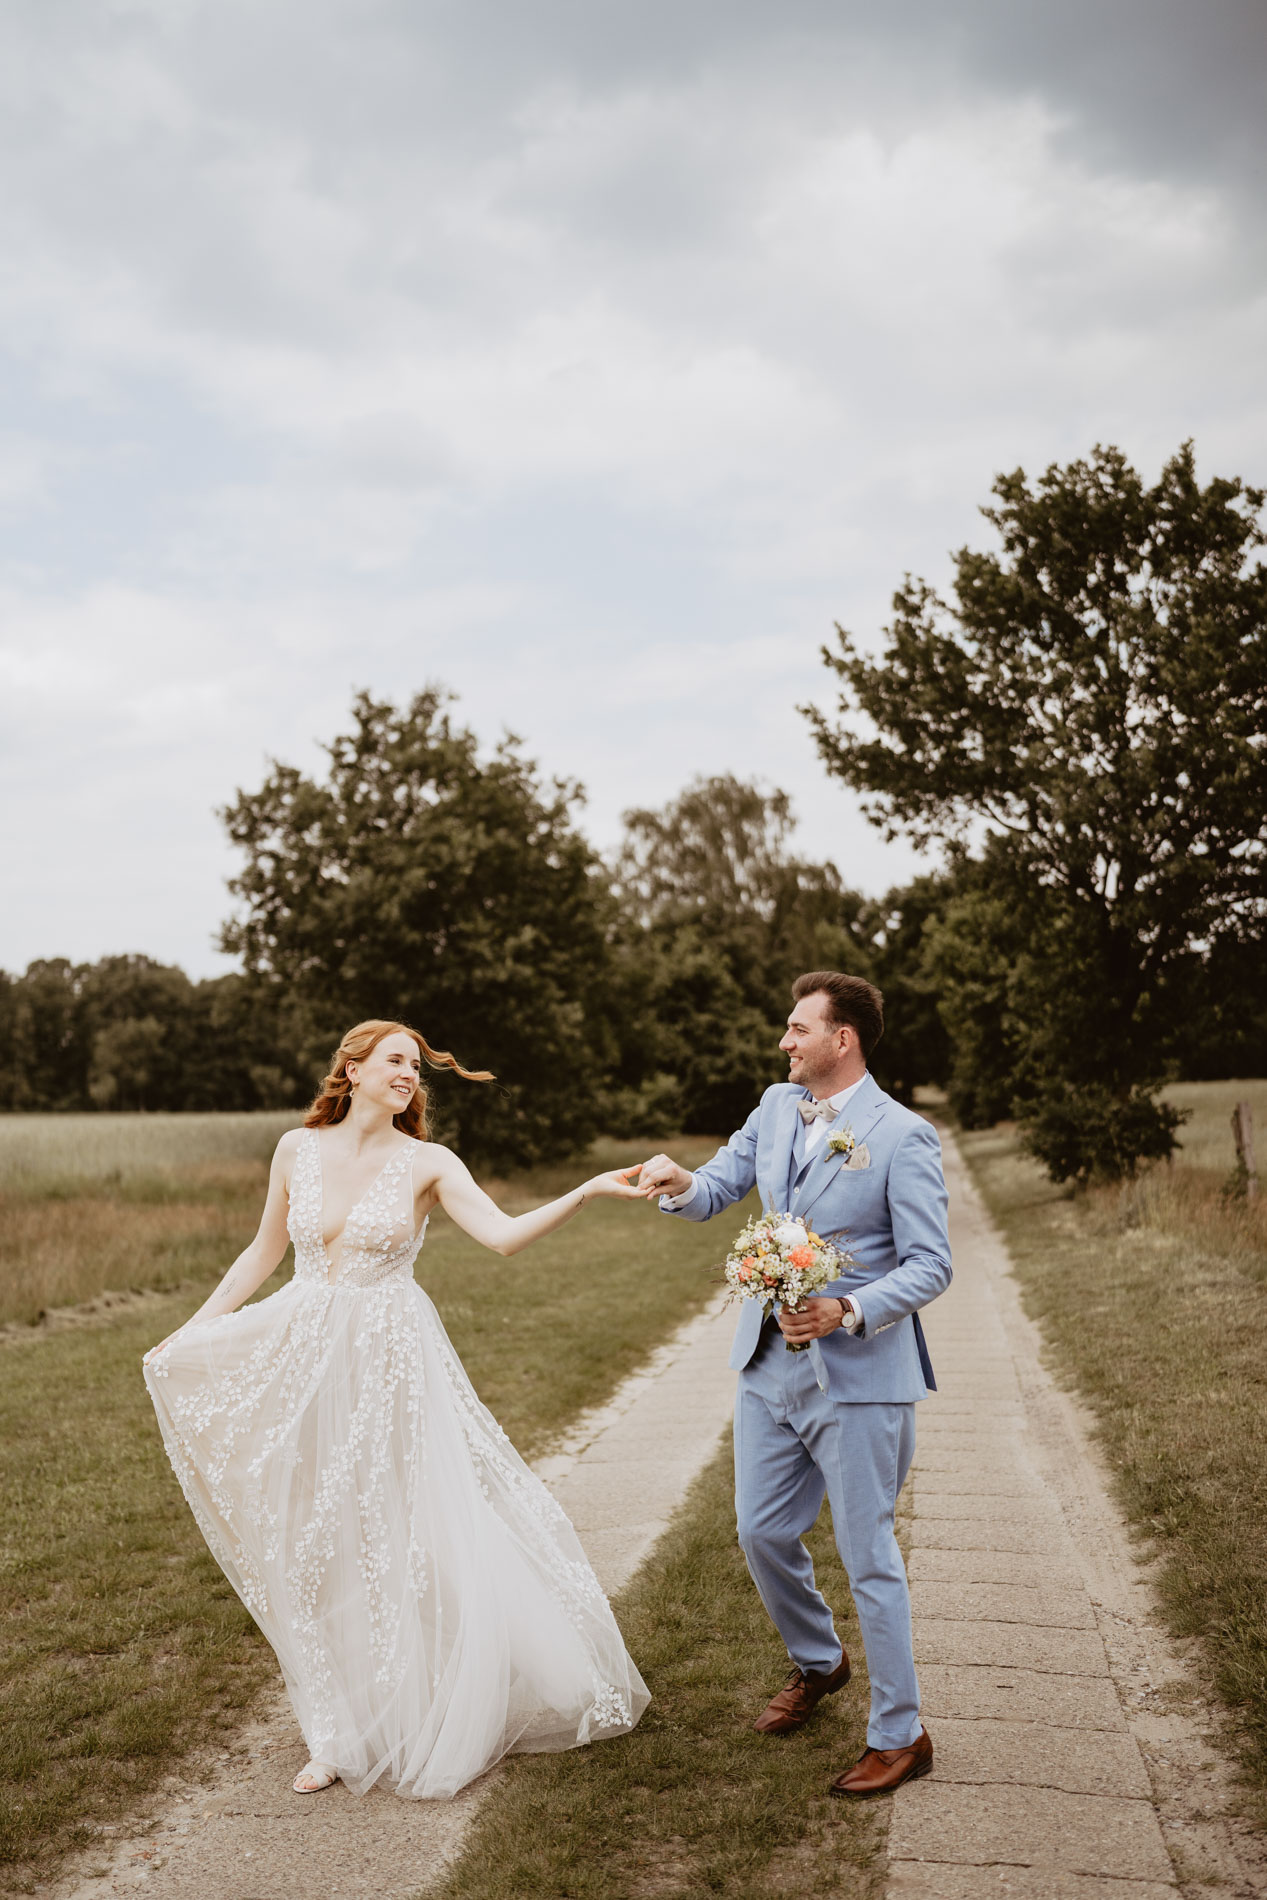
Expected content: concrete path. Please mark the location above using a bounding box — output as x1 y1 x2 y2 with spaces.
55 1298 736 1900
889 1129 1262 1899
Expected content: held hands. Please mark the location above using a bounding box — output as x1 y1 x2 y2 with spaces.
632 1153 693 1200
777 1297 846 1345
582 1167 648 1201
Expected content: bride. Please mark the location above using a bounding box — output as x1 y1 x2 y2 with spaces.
144 1019 650 1801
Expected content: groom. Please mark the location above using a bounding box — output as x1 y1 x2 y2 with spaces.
638 971 951 1796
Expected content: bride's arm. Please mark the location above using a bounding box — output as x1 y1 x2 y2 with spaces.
145 1134 298 1356
424 1146 643 1257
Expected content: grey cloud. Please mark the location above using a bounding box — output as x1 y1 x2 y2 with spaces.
0 0 1262 973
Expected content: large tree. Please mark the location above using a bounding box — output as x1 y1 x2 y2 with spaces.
605 774 881 1132
613 774 872 1001
220 690 611 1163
806 443 1267 1179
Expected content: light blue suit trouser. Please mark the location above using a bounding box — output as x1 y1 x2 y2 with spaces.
733 1323 921 1749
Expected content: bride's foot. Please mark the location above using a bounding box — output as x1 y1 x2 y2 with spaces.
293 1760 339 1794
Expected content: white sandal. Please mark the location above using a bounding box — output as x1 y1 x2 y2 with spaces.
293 1760 340 1794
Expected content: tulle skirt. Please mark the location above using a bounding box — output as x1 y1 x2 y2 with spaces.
144 1275 648 1798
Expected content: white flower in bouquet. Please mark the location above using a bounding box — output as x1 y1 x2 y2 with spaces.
721 1211 853 1354
772 1220 809 1249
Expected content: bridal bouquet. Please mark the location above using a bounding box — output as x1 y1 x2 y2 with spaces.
723 1213 846 1352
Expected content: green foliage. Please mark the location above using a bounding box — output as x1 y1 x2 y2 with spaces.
1018 1080 1189 1186
0 747 954 1144
854 874 953 1103
0 957 311 1116
605 923 780 1136
220 689 613 1165
807 442 1267 1178
603 775 885 1131
920 860 1034 1126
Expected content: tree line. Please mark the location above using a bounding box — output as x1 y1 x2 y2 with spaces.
0 741 947 1149
3 442 1263 1184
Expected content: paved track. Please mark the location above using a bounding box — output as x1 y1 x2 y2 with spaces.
889 1130 1262 1898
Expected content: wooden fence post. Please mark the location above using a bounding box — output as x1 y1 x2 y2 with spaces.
1232 1101 1258 1202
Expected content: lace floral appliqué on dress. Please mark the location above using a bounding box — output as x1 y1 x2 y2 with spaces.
145 1129 648 1799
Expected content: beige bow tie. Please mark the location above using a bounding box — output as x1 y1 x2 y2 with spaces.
798 1098 838 1125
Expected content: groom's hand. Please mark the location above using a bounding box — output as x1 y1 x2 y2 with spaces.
778 1298 845 1343
635 1153 693 1200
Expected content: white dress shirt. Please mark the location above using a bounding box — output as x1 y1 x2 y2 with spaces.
798 1073 869 1157
661 1073 870 1211
661 1074 871 1337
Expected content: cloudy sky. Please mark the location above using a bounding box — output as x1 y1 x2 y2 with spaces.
2 0 1264 977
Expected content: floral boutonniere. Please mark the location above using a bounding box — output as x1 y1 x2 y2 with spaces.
826 1128 856 1161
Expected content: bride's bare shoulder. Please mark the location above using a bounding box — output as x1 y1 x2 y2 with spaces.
408 1138 464 1177
408 1136 450 1158
274 1127 306 1158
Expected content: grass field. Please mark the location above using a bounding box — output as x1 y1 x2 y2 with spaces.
1163 1078 1267 1175
0 1112 303 1184
957 1079 1267 1818
0 1123 746 1889
0 1112 303 1326
437 1443 885 1900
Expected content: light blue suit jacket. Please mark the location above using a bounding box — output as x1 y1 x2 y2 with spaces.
662 1076 951 1402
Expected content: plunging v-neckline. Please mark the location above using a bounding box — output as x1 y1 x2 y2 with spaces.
311 1130 409 1281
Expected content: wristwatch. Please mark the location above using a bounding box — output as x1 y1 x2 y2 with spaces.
838 1297 863 1335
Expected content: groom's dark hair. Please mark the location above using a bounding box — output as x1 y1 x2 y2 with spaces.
791 971 884 1057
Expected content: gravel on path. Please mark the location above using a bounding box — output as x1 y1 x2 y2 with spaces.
50 1299 737 1900
889 1127 1265 1900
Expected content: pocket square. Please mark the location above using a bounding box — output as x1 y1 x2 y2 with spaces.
840 1143 871 1172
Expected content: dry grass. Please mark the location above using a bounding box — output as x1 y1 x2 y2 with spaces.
0 1165 274 1327
0 1112 301 1185
957 1111 1267 1816
0 1112 301 1329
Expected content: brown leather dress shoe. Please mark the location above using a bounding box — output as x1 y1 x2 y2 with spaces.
829 1726 933 1796
753 1652 851 1734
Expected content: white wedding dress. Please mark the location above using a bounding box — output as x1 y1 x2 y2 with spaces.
144 1129 648 1798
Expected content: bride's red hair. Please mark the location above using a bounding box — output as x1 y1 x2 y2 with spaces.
304 1020 494 1140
